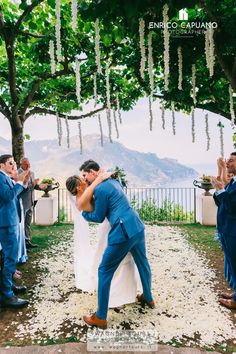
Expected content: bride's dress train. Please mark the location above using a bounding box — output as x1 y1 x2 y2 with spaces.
70 196 142 308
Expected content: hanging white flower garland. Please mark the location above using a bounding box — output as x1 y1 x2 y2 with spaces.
229 84 235 126
65 116 70 148
71 0 77 32
172 107 176 135
75 58 81 105
148 31 154 97
161 106 165 130
149 96 153 131
94 73 97 107
218 121 224 157
139 18 146 80
177 46 183 90
78 121 82 154
49 40 56 75
116 93 122 124
98 114 103 146
55 0 62 63
205 28 215 77
106 109 112 143
191 109 195 143
95 18 102 74
56 113 62 146
113 109 119 139
192 64 197 105
163 4 170 91
205 113 210 151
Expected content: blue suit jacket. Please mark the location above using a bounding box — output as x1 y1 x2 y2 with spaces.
0 171 24 227
213 181 236 236
82 178 144 245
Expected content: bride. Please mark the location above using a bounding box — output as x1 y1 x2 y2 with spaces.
66 172 141 308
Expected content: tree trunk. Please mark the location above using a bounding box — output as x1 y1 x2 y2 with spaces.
11 124 24 166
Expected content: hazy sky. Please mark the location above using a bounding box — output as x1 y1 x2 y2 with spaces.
0 98 234 168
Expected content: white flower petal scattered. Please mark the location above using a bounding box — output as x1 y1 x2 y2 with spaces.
12 225 236 347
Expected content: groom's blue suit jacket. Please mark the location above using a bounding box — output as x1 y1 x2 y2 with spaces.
82 178 144 244
0 171 23 228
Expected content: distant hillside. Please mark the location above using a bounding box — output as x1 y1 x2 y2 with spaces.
0 135 198 187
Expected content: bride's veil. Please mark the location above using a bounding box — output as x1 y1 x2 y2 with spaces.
68 192 95 292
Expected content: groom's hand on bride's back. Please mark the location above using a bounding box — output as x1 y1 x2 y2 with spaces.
97 169 114 183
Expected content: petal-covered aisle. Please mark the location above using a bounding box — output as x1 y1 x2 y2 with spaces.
10 225 236 347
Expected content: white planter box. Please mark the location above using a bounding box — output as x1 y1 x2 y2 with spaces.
196 194 217 226
35 196 58 225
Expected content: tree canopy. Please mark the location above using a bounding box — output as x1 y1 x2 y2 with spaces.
0 0 235 163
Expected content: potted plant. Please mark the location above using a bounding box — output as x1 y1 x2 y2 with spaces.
40 177 60 197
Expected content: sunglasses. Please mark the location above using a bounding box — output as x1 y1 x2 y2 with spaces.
8 161 16 166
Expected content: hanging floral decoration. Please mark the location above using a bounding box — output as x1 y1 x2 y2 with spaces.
172 107 176 135
116 93 122 124
177 46 183 90
163 4 170 92
95 18 102 74
106 62 111 113
139 18 146 80
71 0 77 32
148 31 154 98
93 73 97 107
205 113 210 151
191 109 195 143
161 106 165 130
98 114 103 146
75 58 81 105
56 113 62 146
65 116 70 148
229 84 235 126
149 96 153 131
55 0 62 63
78 121 82 154
192 64 197 106
205 28 215 77
218 121 224 157
106 109 112 143
49 40 56 75
113 109 119 139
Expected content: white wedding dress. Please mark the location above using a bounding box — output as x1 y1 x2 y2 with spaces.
69 195 142 308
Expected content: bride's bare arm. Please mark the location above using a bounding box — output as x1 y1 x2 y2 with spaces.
75 171 113 211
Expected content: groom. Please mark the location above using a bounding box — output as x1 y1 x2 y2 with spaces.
80 160 155 329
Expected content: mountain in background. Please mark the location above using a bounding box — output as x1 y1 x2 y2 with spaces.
0 135 198 187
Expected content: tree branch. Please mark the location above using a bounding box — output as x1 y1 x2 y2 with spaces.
18 29 47 39
25 106 106 120
0 96 11 118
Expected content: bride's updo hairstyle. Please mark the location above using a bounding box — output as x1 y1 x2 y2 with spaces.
66 175 83 196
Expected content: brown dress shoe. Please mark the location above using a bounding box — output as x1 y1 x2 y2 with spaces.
220 291 234 299
83 312 107 329
136 294 155 309
219 298 236 309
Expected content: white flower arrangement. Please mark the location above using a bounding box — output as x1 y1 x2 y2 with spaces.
95 18 102 74
56 112 62 146
71 0 77 31
205 113 210 151
148 31 154 97
98 114 103 146
49 40 56 75
205 28 215 77
65 115 70 148
177 46 183 90
93 73 97 107
161 106 165 130
113 109 119 138
75 58 81 105
218 121 224 157
116 92 122 124
78 121 82 154
139 18 146 79
229 84 235 126
191 109 195 143
149 96 153 131
55 0 62 63
163 4 170 91
172 108 176 135
192 64 197 105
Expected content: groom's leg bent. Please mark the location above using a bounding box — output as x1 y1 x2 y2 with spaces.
96 241 132 320
130 231 153 303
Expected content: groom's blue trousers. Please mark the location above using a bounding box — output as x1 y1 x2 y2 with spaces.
96 230 153 320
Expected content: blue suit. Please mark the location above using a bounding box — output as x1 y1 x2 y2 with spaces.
0 171 24 300
82 178 153 319
213 180 236 301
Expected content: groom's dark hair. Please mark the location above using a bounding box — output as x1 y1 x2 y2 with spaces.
80 159 100 172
